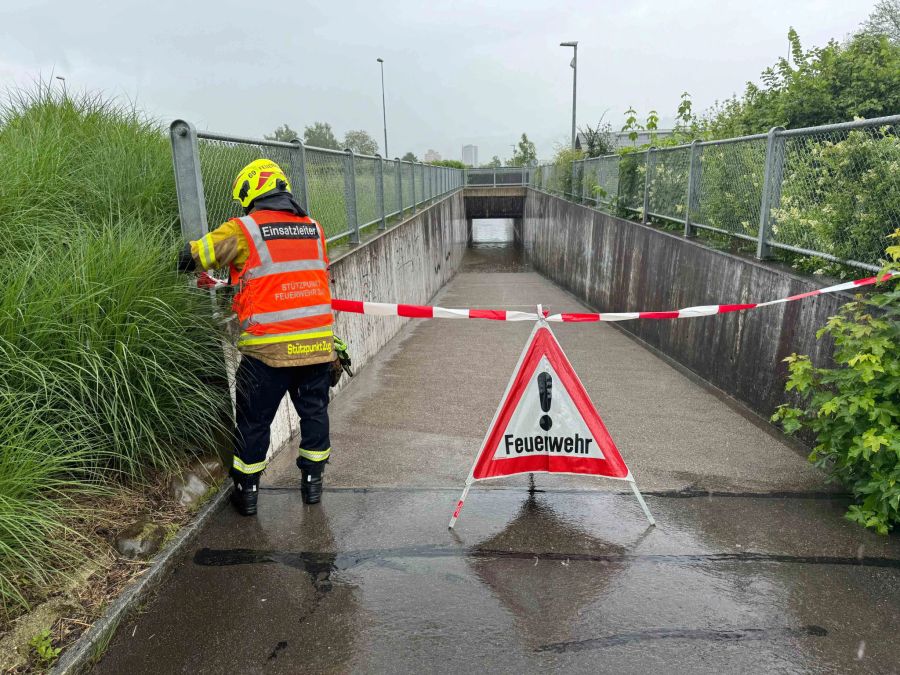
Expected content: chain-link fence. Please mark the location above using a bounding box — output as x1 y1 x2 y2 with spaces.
170 121 465 244
531 115 900 271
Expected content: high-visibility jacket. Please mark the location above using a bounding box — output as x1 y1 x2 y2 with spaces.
228 211 334 367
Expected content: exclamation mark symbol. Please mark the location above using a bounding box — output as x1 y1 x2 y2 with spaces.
537 372 553 431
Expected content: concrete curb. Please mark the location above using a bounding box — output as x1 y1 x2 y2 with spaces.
51 482 233 675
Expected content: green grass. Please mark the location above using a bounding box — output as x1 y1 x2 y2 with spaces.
0 82 229 622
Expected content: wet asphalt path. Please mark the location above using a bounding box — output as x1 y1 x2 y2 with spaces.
96 240 900 674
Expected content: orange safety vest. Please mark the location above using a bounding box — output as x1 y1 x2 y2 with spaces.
229 210 334 360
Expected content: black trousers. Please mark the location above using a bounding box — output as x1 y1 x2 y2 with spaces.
232 355 332 478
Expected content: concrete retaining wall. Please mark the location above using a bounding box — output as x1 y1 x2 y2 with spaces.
523 189 851 418
265 191 469 456
463 186 527 219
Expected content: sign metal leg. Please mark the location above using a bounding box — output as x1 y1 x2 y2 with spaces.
630 480 656 526
448 483 471 529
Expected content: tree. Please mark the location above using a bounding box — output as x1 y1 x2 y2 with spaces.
265 124 299 142
701 29 900 137
401 152 418 162
303 122 340 150
343 129 379 156
860 0 900 44
508 133 537 167
577 117 615 157
481 155 502 168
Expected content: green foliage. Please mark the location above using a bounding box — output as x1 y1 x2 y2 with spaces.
621 106 643 145
481 155 502 168
772 233 900 534
676 92 694 131
859 0 900 44
646 109 660 144
401 151 418 162
343 129 379 156
508 133 537 167
702 30 900 137
577 116 615 157
431 159 466 169
773 127 900 266
303 121 340 150
30 628 61 666
264 124 299 142
550 146 584 198
613 150 645 217
0 83 228 620
694 140 766 239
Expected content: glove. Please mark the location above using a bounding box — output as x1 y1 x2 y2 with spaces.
196 272 219 289
330 336 354 387
330 356 344 387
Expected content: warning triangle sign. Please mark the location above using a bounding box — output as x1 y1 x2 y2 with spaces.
469 323 630 482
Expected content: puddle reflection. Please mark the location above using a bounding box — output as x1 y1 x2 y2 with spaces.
468 494 628 645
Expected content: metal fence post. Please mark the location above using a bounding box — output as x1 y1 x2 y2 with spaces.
395 158 403 217
572 160 580 202
580 160 587 203
757 126 785 259
289 139 310 213
375 154 386 230
343 148 360 244
411 162 418 213
642 147 656 225
684 140 700 237
493 167 497 187
169 119 209 241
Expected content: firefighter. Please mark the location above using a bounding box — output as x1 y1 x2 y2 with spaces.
178 159 336 515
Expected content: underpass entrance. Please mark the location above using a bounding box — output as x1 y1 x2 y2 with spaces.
465 218 529 273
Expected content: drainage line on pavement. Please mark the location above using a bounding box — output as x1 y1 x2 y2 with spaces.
258 485 850 499
536 625 829 653
193 546 900 570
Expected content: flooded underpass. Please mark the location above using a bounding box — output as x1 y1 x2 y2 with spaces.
96 232 900 674
463 218 531 273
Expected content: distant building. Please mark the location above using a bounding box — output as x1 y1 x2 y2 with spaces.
424 149 442 163
575 129 674 153
462 144 478 167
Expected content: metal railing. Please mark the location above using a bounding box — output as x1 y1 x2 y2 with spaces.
465 167 531 186
170 120 465 243
531 115 900 272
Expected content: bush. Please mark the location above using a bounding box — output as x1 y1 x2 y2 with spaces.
430 159 466 169
772 232 900 534
0 83 229 619
549 147 584 200
773 127 900 266
614 149 645 218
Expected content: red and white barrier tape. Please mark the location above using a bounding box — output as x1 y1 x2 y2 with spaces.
329 272 896 323
196 271 895 322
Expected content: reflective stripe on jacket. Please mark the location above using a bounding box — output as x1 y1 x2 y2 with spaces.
230 211 334 366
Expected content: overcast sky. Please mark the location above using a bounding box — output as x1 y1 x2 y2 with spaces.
1 0 874 162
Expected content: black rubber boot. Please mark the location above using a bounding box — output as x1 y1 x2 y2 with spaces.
231 474 260 516
300 470 323 505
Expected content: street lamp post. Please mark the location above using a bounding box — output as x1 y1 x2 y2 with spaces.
377 58 388 159
560 41 578 149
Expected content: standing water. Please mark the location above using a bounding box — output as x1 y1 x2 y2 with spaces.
472 218 514 243
466 218 529 272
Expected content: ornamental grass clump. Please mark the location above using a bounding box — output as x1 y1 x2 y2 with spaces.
0 83 229 621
